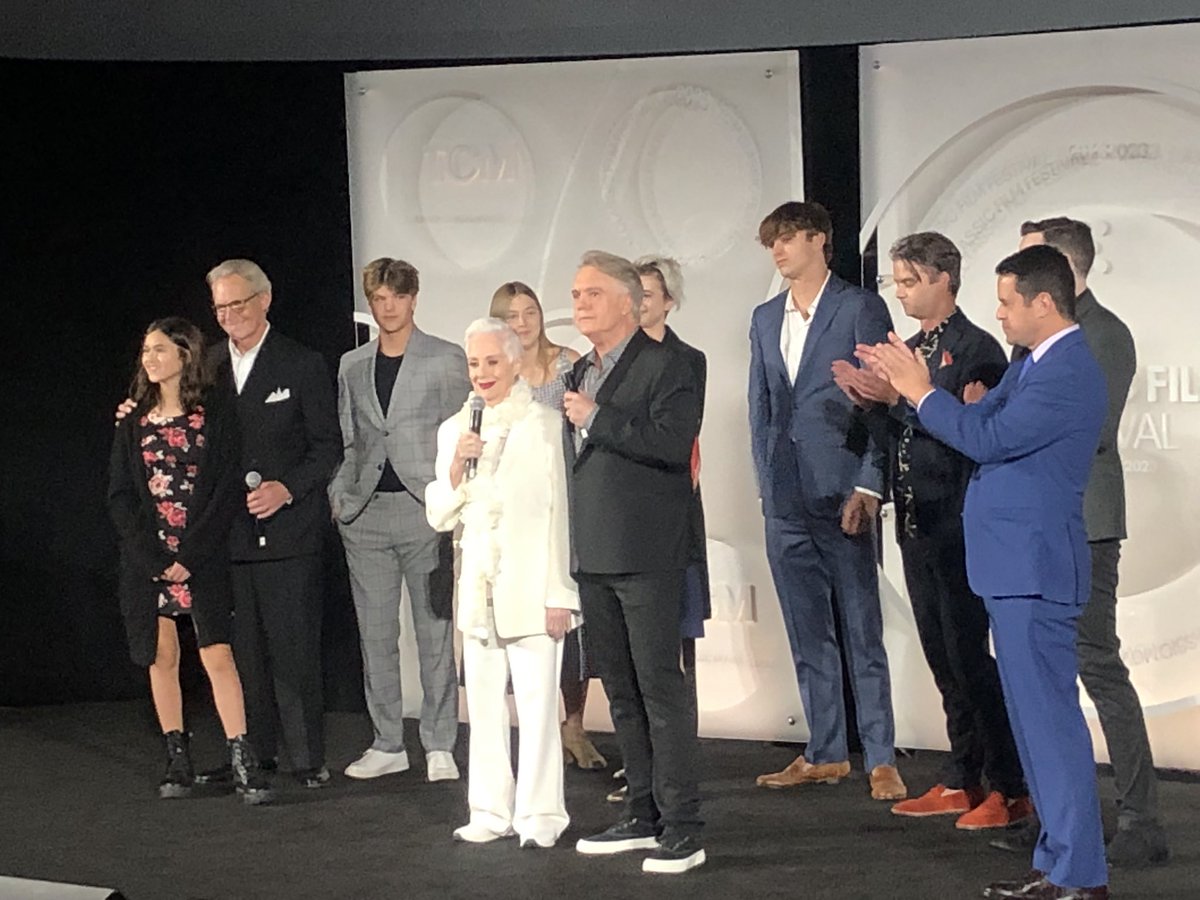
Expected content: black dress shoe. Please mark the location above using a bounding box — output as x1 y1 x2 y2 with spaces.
989 818 1038 853
982 870 1046 898
1107 822 1169 868
294 766 331 789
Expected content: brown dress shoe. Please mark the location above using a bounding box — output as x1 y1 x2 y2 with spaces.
869 764 907 800
982 870 1047 899
755 756 850 788
561 719 607 770
984 873 1108 899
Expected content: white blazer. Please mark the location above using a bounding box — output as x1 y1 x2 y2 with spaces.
425 381 579 640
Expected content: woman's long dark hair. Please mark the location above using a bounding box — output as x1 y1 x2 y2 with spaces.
128 317 210 413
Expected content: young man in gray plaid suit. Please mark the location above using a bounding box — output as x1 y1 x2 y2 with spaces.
330 258 471 782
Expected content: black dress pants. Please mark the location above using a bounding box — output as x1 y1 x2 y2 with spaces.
1078 539 1158 829
902 525 1025 797
579 570 702 839
232 553 325 770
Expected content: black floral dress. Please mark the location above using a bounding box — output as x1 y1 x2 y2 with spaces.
138 407 208 618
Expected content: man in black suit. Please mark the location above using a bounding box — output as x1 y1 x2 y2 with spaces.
834 232 1029 830
205 259 342 788
565 251 704 875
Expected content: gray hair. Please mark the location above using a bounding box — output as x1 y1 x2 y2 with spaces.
579 250 644 317
206 258 272 295
633 255 685 310
464 317 522 363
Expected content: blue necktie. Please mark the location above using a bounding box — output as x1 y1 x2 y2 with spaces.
1018 354 1034 383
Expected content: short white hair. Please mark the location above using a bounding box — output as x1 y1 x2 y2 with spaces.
206 259 272 295
464 317 522 363
634 255 685 310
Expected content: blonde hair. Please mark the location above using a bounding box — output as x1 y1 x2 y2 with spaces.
634 255 685 310
489 281 560 379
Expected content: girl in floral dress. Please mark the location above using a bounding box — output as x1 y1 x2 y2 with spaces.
108 317 271 804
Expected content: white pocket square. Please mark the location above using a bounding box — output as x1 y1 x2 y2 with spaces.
265 387 291 403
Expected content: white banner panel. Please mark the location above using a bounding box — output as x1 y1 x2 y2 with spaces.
345 53 806 740
861 22 1200 769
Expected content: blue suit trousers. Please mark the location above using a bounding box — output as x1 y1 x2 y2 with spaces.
986 595 1107 888
765 513 895 769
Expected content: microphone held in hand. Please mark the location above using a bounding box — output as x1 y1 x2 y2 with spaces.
560 355 579 393
465 396 485 481
245 470 267 548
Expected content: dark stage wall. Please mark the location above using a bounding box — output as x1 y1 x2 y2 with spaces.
0 61 358 705
0 49 859 707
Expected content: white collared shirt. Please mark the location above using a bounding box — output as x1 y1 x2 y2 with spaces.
780 271 831 383
1029 323 1080 362
229 323 271 394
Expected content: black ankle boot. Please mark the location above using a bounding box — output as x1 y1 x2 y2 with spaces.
159 730 194 799
230 735 274 806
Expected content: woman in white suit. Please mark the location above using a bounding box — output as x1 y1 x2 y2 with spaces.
426 317 578 849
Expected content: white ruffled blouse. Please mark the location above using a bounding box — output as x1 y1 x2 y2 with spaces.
425 380 580 640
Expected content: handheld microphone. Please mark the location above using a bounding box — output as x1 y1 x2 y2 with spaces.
561 356 579 393
465 396 485 480
245 470 267 548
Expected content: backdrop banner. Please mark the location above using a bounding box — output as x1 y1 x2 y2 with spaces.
861 21 1200 769
345 52 808 739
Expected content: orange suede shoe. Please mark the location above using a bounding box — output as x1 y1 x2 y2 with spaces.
892 783 985 816
956 792 1034 830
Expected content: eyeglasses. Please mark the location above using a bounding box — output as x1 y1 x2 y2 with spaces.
212 292 260 317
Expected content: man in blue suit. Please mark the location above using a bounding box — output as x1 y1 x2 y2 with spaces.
748 201 905 801
860 244 1108 899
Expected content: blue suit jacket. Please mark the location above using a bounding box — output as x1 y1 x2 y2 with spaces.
748 274 893 518
917 329 1106 604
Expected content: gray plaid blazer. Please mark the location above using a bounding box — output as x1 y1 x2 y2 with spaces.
329 327 470 524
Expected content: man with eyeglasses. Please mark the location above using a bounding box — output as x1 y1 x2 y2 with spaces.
204 258 342 789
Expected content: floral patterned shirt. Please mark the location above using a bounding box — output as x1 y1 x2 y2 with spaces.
139 406 207 616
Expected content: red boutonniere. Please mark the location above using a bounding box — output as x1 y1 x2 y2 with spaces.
940 350 954 368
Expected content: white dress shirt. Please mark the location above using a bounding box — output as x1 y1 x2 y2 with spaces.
780 272 831 384
229 323 271 394
1029 324 1079 362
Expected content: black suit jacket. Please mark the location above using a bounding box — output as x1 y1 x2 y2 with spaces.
566 328 701 575
661 326 708 572
208 329 342 562
884 309 1007 539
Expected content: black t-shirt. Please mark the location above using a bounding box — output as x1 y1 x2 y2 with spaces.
374 350 405 492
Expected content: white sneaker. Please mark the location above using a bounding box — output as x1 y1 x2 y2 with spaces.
426 750 460 782
343 748 410 779
453 822 513 843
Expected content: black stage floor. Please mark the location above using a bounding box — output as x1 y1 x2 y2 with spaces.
1 702 1194 899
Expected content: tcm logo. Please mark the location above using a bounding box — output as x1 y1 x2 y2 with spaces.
422 143 522 184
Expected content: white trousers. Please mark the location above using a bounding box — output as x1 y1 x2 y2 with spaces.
462 620 568 845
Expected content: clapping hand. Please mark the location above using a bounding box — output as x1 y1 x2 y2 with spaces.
831 359 900 407
855 333 933 405
962 381 989 404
